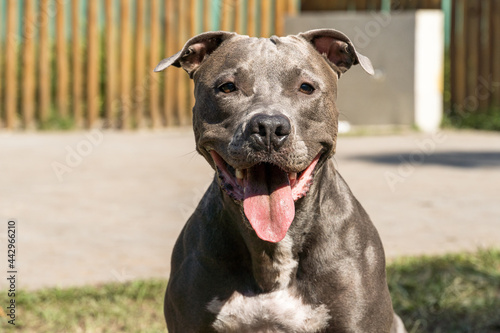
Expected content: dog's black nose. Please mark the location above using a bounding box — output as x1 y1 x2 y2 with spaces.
248 114 291 151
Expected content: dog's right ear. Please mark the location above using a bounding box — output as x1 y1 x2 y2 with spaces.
154 31 236 78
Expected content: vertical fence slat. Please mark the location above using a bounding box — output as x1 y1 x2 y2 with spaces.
188 0 197 122
234 0 242 34
465 0 480 111
491 0 500 105
72 0 83 127
248 0 256 36
177 0 189 126
453 0 467 110
120 0 131 129
390 0 400 10
275 0 286 36
56 0 69 118
22 0 36 129
487 0 494 107
134 0 145 128
221 0 230 31
0 33 2 128
221 0 233 31
164 0 178 126
5 0 18 129
286 0 298 16
190 0 197 35
39 0 50 125
357 0 368 10
87 0 99 127
478 0 490 110
149 0 161 128
449 0 457 111
372 0 382 11
203 0 211 31
164 0 176 126
397 0 408 9
261 0 271 37
104 0 116 128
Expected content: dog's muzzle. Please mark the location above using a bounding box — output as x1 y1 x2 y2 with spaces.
210 149 321 243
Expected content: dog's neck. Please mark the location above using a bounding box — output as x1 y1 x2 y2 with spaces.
246 230 298 292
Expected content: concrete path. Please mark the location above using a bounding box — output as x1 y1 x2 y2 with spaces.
0 129 499 290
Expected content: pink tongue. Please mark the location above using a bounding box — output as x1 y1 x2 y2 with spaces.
243 164 295 243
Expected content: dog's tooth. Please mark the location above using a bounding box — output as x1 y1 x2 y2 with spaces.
236 169 244 180
289 172 297 180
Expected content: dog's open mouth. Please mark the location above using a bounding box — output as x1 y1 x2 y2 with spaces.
210 151 321 243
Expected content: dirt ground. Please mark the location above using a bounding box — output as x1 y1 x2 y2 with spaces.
0 129 499 290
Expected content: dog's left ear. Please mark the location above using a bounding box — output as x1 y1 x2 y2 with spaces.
154 31 237 77
299 29 374 77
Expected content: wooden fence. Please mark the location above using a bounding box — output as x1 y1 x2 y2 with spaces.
301 0 442 11
1 0 499 130
0 0 299 130
449 0 500 116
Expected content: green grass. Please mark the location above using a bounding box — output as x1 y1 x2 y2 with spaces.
388 248 500 333
1 249 499 332
443 107 500 132
37 106 76 130
0 279 168 332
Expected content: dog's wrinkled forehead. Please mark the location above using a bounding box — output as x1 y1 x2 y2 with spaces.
190 36 340 101
196 35 327 82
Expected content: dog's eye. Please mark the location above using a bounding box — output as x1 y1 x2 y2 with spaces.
218 82 237 93
299 83 315 95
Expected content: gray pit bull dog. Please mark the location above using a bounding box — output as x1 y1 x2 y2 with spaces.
155 29 407 333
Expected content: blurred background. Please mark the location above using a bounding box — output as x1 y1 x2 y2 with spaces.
0 0 498 131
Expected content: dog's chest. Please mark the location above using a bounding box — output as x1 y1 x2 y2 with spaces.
206 237 331 332
207 288 330 333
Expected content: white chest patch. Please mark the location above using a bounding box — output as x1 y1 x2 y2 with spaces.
207 289 331 333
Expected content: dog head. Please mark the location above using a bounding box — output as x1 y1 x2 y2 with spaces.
155 29 373 242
